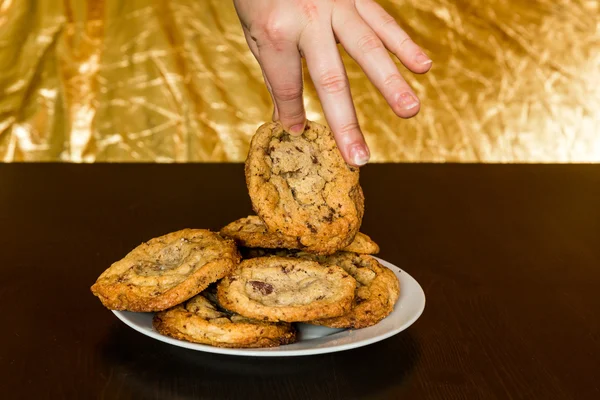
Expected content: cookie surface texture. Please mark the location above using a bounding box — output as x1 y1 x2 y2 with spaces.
153 293 296 348
217 256 356 322
245 121 364 254
241 250 400 328
342 232 380 255
309 253 400 328
221 216 378 254
91 229 240 312
220 215 300 249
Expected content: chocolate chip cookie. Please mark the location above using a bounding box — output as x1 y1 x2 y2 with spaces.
245 121 364 255
217 256 356 322
221 215 379 254
240 250 399 328
91 229 240 312
309 253 400 329
153 292 296 348
341 232 380 255
220 215 300 249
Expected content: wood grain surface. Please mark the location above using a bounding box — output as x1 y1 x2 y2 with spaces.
0 164 599 400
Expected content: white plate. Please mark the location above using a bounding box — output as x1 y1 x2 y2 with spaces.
113 257 425 357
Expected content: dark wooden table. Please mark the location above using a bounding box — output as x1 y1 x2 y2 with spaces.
1 164 599 400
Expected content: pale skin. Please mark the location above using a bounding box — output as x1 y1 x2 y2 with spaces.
234 0 432 166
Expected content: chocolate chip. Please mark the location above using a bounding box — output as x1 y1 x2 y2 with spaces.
281 169 301 179
306 223 317 233
348 185 361 203
281 265 295 274
294 146 303 153
322 208 335 223
249 280 274 295
311 155 318 164
316 295 325 300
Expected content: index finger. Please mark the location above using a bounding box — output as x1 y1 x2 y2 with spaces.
300 27 370 167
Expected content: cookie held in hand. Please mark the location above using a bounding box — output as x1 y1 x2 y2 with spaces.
245 121 364 255
220 215 379 254
153 292 296 348
217 256 356 322
91 229 240 312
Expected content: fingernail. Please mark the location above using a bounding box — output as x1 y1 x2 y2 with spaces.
349 143 370 166
397 92 419 110
289 122 305 135
415 52 432 65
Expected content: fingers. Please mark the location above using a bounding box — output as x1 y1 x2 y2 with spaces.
256 38 306 135
243 28 279 120
300 27 369 167
333 7 420 118
355 0 432 74
262 70 280 121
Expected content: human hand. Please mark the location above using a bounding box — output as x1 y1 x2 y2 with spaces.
235 0 432 166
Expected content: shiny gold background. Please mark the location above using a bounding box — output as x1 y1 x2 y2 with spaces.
1 0 598 162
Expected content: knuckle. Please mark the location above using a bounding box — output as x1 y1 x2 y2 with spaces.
318 72 348 95
257 12 293 45
256 10 297 45
300 1 319 21
280 107 305 121
396 36 413 50
383 74 404 88
338 121 361 136
273 84 303 102
380 14 397 29
356 33 384 54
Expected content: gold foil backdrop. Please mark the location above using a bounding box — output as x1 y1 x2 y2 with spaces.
0 0 599 162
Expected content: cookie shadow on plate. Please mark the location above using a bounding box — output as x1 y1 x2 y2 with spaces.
97 322 422 399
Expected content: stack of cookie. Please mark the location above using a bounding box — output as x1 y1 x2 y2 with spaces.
91 121 399 348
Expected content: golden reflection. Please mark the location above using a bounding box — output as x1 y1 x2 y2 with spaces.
0 0 598 162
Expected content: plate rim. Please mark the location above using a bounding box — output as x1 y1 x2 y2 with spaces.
112 257 426 357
